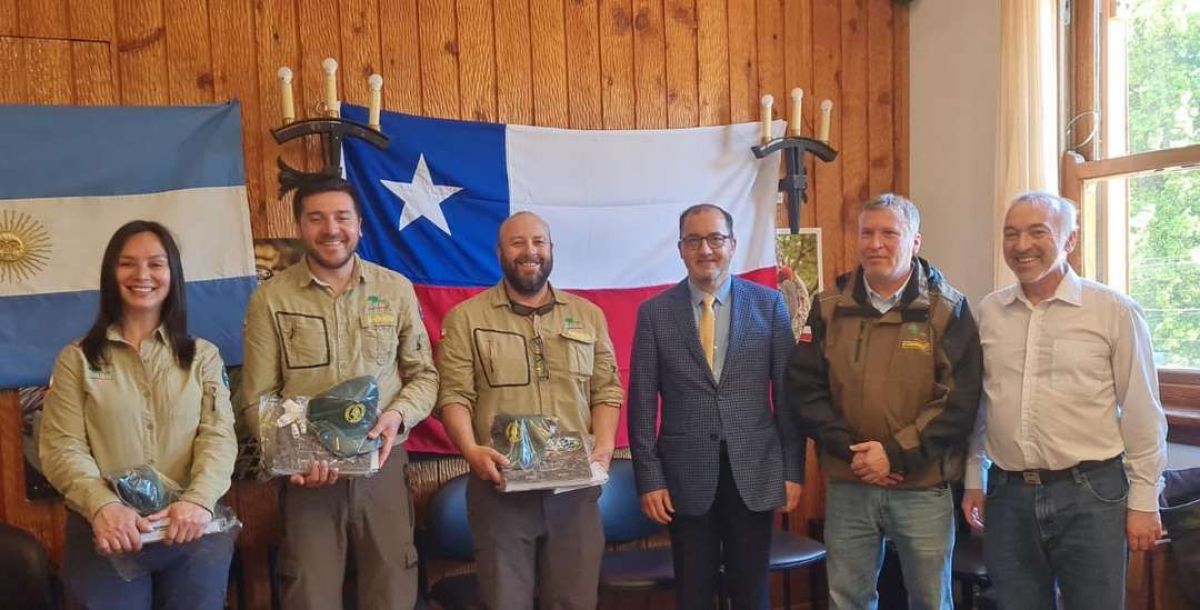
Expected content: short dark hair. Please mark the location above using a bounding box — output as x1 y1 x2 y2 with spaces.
678 203 734 237
80 220 195 370
291 176 363 220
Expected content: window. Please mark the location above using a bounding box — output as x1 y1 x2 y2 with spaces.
1064 0 1200 377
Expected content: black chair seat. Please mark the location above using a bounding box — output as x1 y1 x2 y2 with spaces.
768 530 827 571
430 572 485 610
952 535 988 580
599 547 676 590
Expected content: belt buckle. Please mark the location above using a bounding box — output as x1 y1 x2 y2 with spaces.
1021 471 1042 485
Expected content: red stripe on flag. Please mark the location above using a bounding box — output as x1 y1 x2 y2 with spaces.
406 266 778 454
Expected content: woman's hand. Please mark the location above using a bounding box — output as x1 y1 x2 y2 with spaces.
148 501 213 545
92 503 151 555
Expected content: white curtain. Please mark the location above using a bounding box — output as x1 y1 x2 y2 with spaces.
993 0 1059 288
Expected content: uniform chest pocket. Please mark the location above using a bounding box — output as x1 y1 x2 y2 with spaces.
562 332 595 378
474 329 530 387
277 312 330 369
360 318 396 364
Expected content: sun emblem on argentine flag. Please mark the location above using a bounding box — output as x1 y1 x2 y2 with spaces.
0 210 51 283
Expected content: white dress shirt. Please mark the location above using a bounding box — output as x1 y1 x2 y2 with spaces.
966 268 1167 512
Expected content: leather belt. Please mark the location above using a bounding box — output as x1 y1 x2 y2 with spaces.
992 455 1122 485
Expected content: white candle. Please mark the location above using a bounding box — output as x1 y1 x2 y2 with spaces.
321 58 340 118
819 99 833 143
277 66 295 124
760 94 774 144
367 74 383 130
787 88 803 137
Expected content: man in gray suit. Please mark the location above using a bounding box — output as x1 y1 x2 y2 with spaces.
628 204 805 610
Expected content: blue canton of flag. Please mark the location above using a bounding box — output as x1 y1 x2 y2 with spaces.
343 105 508 288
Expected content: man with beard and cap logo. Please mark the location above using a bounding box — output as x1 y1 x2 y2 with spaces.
241 177 439 610
436 211 624 610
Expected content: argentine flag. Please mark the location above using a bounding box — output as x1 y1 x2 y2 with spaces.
0 103 256 388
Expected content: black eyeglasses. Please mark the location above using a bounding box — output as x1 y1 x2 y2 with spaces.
679 233 732 250
530 335 549 381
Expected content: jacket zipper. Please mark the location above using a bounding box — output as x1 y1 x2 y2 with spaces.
854 319 866 363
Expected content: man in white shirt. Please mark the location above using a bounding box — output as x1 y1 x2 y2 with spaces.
963 192 1167 610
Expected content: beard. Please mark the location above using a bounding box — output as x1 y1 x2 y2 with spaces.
502 253 553 295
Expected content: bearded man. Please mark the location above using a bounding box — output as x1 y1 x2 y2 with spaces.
435 211 624 610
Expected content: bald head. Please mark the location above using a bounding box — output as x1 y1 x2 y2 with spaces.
498 211 552 245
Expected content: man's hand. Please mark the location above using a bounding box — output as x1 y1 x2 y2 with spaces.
368 410 405 467
777 481 803 514
92 503 151 555
590 442 614 473
463 444 509 484
850 441 895 485
149 501 213 545
961 488 985 532
641 489 675 525
1127 509 1164 552
289 460 340 487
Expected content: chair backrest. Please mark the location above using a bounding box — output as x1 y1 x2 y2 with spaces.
424 474 475 562
599 459 664 544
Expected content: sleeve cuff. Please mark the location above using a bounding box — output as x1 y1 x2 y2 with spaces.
1128 483 1161 513
180 491 219 514
883 438 906 474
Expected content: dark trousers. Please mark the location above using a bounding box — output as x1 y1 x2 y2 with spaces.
669 448 774 610
63 510 234 610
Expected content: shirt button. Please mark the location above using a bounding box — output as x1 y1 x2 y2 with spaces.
709 433 719 441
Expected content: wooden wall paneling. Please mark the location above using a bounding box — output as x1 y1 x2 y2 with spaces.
662 0 696 127
529 0 568 126
598 0 635 129
210 0 263 220
726 0 755 123
70 41 116 105
840 0 868 270
493 0 532 124
694 0 728 127
25 38 73 104
783 0 816 228
68 0 116 41
0 0 15 35
17 0 68 38
379 0 423 116
418 0 460 119
115 0 168 105
253 0 303 237
164 0 214 104
565 0 603 129
811 0 842 281
755 0 784 117
866 0 894 198
339 0 381 108
631 0 665 128
456 0 496 122
298 0 343 168
0 37 23 103
892 2 909 195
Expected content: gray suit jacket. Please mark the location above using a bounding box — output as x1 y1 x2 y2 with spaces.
627 277 805 515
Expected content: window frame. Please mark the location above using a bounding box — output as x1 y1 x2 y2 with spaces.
1064 0 1200 440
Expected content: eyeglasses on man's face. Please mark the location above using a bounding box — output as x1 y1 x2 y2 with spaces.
679 233 732 250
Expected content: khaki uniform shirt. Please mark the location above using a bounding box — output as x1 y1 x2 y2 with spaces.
241 256 438 442
39 328 237 519
436 283 624 445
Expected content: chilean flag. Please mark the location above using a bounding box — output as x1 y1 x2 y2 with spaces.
342 105 782 454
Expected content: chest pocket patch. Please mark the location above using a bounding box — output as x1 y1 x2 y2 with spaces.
277 312 330 369
561 329 595 378
474 329 530 388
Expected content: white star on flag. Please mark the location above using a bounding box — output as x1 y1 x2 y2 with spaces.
381 154 463 235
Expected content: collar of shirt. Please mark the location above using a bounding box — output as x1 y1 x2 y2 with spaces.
486 281 569 313
999 265 1084 309
104 323 168 347
687 275 732 308
298 254 367 290
864 270 911 314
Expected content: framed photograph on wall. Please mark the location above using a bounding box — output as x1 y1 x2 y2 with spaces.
775 228 823 339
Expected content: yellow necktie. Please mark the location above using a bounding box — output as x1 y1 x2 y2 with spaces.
700 293 716 370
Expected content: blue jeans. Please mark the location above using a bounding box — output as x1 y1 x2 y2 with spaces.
63 511 235 610
824 480 955 610
984 459 1129 610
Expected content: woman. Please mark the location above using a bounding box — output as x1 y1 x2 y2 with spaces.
39 220 238 610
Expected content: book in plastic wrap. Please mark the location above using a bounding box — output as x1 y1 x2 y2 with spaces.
490 414 605 492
